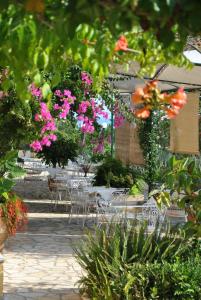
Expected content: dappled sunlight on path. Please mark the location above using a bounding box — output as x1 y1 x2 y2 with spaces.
3 201 88 300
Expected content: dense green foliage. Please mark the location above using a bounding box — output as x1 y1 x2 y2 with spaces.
93 157 137 188
151 156 201 235
0 151 25 200
37 121 80 168
0 88 36 155
138 111 170 190
0 1 197 99
76 222 201 299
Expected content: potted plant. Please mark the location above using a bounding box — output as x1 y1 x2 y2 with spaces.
0 191 28 251
0 151 28 251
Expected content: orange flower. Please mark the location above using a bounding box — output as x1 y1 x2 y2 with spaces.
114 35 128 51
169 88 187 109
148 80 158 89
135 107 150 119
172 88 187 101
143 80 158 94
131 87 144 104
165 108 179 119
171 98 187 110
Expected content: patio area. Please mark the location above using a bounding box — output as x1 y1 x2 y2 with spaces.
4 199 85 300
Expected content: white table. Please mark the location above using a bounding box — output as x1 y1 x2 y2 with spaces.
85 186 121 203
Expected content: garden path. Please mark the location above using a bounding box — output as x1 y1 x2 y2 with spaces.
3 199 88 300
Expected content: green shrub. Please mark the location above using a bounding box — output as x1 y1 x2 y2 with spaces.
93 157 137 188
117 258 201 299
129 179 147 196
37 121 80 168
75 222 200 299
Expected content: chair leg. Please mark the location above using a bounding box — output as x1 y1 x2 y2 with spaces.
82 203 88 228
68 205 73 224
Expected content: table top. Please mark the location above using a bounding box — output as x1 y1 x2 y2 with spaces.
85 186 122 202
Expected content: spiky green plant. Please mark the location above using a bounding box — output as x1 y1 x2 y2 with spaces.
75 222 196 299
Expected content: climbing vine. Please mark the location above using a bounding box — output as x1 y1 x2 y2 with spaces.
138 110 170 190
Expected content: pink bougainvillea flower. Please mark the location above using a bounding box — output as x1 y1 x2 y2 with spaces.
48 134 57 141
41 121 56 134
40 102 52 121
77 115 85 121
114 114 124 128
30 140 42 152
59 110 68 119
81 118 95 133
41 136 51 147
114 35 128 51
68 95 76 103
93 142 104 153
81 72 92 85
77 101 90 114
53 104 60 110
29 83 42 99
34 113 41 122
63 90 72 97
54 90 63 97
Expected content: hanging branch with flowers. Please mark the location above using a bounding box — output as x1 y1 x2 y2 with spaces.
114 36 188 119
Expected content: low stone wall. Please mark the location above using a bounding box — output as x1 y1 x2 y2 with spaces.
13 178 51 199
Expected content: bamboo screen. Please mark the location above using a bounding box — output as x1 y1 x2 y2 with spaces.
115 120 145 165
170 91 200 155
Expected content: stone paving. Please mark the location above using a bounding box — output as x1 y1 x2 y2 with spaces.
3 200 92 300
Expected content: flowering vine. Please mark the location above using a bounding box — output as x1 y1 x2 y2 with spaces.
29 71 112 153
132 80 187 119
29 84 57 152
114 36 187 119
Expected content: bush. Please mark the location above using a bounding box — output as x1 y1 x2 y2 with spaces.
75 222 201 299
37 121 80 168
93 157 137 188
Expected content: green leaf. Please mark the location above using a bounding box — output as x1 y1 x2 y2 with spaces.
42 82 51 99
0 178 14 194
33 72 41 86
51 72 61 87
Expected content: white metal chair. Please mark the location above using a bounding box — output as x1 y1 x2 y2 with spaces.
68 187 98 227
48 177 70 209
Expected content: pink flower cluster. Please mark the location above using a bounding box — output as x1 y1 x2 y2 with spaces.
93 131 105 154
114 114 124 128
29 71 111 154
81 72 92 85
30 87 57 152
93 142 104 153
53 89 76 119
77 99 109 134
29 83 42 100
80 117 95 134
77 101 90 114
114 103 124 128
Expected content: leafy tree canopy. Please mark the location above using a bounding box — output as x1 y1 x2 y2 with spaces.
0 0 199 99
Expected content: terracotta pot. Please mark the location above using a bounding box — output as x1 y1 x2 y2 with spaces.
0 218 8 253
